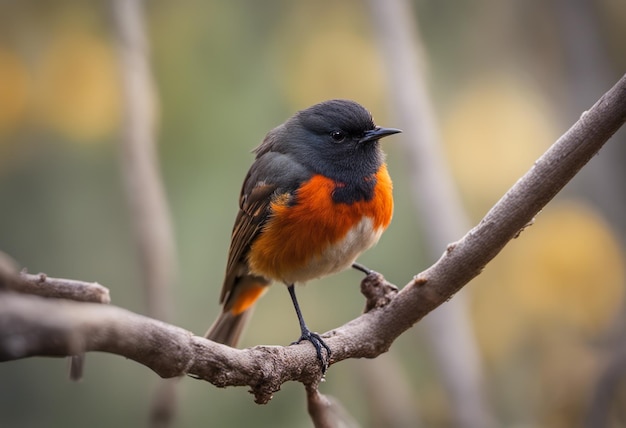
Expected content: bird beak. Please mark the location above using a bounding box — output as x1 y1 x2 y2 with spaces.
359 127 402 144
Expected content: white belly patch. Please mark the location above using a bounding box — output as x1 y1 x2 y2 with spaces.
281 216 384 284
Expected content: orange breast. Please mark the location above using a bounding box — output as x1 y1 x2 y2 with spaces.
248 164 393 282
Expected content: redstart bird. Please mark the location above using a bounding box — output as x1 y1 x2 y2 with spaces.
205 99 400 372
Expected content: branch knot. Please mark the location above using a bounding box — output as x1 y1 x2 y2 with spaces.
360 271 398 313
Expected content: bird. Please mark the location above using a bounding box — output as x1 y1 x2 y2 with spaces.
205 99 401 372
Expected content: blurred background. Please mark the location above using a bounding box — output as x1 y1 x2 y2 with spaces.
1 0 625 427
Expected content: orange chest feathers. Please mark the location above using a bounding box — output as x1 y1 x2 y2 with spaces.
248 164 393 283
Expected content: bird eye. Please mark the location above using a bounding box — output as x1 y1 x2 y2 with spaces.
330 130 346 142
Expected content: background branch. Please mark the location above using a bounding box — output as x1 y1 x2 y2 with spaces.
9 272 111 304
111 0 175 324
367 0 493 426
110 0 179 426
1 73 624 407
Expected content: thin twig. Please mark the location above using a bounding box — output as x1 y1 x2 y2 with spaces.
10 271 111 304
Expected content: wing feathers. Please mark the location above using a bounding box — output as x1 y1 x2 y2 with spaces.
219 151 310 304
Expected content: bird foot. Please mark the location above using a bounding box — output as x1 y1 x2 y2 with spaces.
292 329 332 373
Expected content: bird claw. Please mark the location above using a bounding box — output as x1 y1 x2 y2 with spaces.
292 330 332 373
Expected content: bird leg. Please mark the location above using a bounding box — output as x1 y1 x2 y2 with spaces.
351 262 374 275
287 284 331 373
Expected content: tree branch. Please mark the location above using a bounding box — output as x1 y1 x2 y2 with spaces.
306 386 360 428
7 271 111 304
0 74 624 405
110 1 179 424
112 0 176 322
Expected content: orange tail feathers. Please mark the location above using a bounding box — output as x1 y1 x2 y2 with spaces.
205 309 254 347
205 279 268 347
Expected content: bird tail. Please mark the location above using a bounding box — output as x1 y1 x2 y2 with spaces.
205 308 254 347
206 275 269 346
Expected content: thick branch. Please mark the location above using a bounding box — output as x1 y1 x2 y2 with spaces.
0 292 331 404
0 74 624 404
